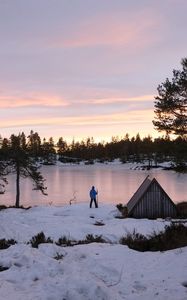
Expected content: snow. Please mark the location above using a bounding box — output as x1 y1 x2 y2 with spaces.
57 159 173 170
0 203 186 300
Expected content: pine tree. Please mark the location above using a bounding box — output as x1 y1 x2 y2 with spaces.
1 134 47 207
57 137 68 160
41 137 56 165
153 58 187 137
27 130 42 157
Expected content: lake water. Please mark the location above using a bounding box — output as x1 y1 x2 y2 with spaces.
1 163 187 207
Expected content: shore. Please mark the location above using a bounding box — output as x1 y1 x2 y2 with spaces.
0 203 187 299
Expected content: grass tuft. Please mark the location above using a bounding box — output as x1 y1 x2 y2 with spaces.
0 238 16 249
56 234 106 247
56 236 74 247
84 234 106 243
30 232 53 248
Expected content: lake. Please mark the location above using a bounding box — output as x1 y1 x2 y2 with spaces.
1 163 187 207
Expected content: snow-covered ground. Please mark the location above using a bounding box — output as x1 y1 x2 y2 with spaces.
57 159 173 169
0 203 186 300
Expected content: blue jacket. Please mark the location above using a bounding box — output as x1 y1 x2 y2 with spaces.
90 187 97 199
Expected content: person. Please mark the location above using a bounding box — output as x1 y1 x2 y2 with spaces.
89 186 98 208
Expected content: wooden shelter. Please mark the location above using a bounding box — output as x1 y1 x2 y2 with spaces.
127 176 177 219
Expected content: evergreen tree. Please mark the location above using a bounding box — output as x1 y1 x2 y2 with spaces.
57 137 68 160
153 58 187 137
0 161 8 193
1 134 47 207
27 130 42 157
41 137 56 165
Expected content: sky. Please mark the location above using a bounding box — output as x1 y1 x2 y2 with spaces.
0 0 187 143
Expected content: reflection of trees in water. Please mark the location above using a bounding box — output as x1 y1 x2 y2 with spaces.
1 166 187 206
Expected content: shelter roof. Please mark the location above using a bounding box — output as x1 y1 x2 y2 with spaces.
127 175 153 213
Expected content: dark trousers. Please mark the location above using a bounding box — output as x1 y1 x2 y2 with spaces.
90 197 98 208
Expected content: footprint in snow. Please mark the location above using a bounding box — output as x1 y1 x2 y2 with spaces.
132 281 147 292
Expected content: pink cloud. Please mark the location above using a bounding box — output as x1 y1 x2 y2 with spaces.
0 92 69 108
0 89 154 109
48 9 162 49
86 94 154 105
0 108 154 128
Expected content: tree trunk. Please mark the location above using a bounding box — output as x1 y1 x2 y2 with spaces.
15 160 20 208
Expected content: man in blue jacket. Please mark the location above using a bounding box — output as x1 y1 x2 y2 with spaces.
89 186 98 208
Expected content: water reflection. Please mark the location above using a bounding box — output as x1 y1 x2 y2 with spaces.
1 164 187 207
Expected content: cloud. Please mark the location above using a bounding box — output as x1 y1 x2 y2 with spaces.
0 83 155 109
0 108 154 129
47 9 161 50
86 94 154 105
0 92 69 108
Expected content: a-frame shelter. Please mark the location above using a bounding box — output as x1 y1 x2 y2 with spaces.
127 176 177 219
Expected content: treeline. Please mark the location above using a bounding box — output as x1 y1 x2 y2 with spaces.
0 131 187 169
58 134 187 169
0 131 56 166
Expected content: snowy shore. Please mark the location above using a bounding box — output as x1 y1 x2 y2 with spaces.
0 203 186 300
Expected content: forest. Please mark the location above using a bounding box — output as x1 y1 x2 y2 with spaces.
0 131 186 170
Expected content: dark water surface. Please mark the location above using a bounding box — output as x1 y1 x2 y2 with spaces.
1 163 187 207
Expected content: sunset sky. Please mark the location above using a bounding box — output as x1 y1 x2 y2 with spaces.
0 0 187 142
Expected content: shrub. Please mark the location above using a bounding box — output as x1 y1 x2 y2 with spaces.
0 205 8 211
120 231 149 252
116 203 128 218
84 160 94 165
53 253 64 260
30 232 53 248
120 157 127 164
56 236 74 247
182 281 187 288
156 222 187 250
120 223 187 252
56 234 106 247
94 221 105 226
98 158 106 163
0 238 16 249
84 234 106 243
116 203 123 211
176 201 187 217
0 266 9 272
